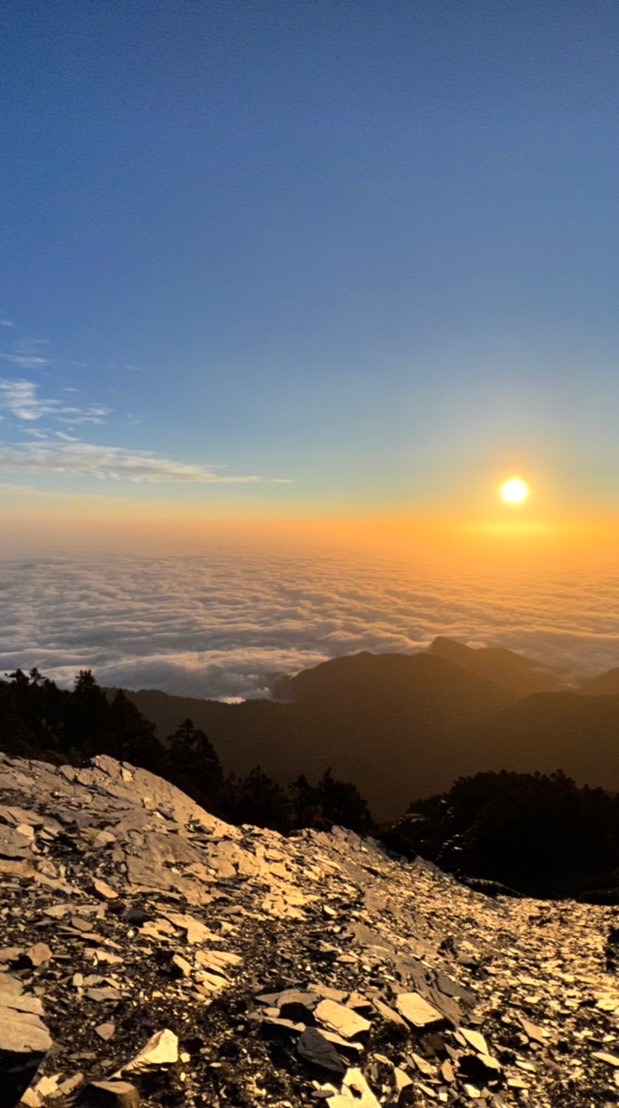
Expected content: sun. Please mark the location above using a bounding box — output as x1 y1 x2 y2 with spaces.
499 476 530 506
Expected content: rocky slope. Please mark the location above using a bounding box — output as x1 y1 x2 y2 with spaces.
1 752 618 1108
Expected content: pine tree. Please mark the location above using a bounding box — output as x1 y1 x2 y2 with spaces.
165 718 224 811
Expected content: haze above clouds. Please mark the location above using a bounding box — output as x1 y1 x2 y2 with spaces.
0 549 617 701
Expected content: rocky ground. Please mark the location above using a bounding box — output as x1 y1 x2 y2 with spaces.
0 752 618 1108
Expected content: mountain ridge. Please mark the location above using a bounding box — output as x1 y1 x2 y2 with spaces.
116 640 619 821
117 650 517 820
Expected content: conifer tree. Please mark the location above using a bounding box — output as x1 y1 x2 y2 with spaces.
166 718 224 811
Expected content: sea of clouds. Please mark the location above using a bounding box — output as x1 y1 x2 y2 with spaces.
0 548 617 699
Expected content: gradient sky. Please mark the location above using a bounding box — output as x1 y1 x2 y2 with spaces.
2 1 619 543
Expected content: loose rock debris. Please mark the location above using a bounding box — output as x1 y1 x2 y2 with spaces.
0 753 618 1107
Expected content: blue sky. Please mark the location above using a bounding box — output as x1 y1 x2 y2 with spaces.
2 0 619 530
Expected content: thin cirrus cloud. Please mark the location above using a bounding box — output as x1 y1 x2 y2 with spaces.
0 440 260 484
0 354 51 370
0 333 52 370
0 376 264 485
0 377 108 424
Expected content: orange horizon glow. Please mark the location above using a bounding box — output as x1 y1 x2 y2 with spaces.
0 494 617 574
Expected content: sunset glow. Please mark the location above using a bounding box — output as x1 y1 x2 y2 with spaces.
0 5 617 698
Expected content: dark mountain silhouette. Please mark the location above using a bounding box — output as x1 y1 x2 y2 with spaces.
119 645 619 822
3 639 619 828
428 636 565 696
461 689 619 786
120 652 517 820
114 689 299 780
577 667 619 696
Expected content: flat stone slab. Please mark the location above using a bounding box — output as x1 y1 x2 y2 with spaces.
395 991 445 1028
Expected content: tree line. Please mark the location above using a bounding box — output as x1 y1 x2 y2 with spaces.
0 668 373 835
384 768 619 900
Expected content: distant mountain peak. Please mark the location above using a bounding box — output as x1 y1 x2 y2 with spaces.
428 636 564 695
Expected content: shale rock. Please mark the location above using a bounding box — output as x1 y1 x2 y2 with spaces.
0 752 617 1107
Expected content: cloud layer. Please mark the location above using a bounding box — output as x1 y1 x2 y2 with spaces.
0 548 617 700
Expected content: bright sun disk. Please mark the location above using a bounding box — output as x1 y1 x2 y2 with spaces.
499 476 530 505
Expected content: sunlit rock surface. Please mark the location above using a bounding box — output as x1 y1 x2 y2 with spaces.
0 752 618 1107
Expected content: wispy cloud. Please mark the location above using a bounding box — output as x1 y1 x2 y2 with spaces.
0 376 272 488
0 320 15 328
22 427 49 440
0 439 260 483
0 378 108 424
0 353 51 370
0 335 52 371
